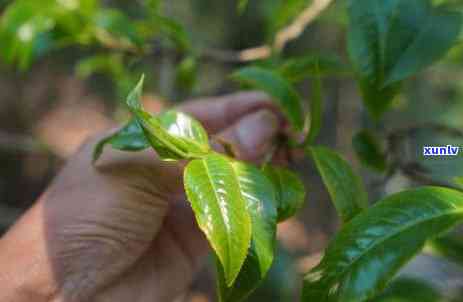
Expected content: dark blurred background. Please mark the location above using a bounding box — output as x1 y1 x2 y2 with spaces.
1 0 463 301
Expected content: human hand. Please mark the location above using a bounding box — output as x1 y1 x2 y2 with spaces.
0 92 284 302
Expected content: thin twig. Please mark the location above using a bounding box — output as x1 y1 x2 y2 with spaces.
200 46 271 63
200 0 334 63
273 0 335 51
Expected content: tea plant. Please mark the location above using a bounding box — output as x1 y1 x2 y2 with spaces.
3 0 463 301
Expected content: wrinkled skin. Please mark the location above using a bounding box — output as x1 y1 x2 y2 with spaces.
0 92 285 302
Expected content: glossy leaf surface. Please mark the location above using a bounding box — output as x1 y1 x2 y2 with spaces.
217 161 278 302
309 146 368 223
232 67 305 131
302 187 463 302
126 76 210 160
184 154 252 286
347 0 462 118
93 119 149 162
352 130 387 172
263 165 306 222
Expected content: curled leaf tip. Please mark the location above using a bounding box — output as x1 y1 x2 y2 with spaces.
127 74 145 110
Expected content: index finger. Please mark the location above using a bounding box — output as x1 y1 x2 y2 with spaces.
178 91 281 134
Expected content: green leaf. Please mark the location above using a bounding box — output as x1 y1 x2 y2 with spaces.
217 161 278 302
126 76 210 160
370 277 442 302
356 79 401 120
263 165 306 222
302 186 463 302
347 0 462 119
383 5 462 86
309 146 368 223
352 130 387 172
279 54 351 82
184 154 252 286
0 0 100 69
136 109 211 160
232 67 305 131
305 64 323 145
93 119 149 163
0 0 55 69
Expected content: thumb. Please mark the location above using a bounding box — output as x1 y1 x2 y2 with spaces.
214 109 281 162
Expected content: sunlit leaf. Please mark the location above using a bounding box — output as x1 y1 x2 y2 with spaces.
184 154 253 286
217 161 278 301
232 67 305 131
302 186 463 302
347 0 462 119
309 146 368 223
263 165 306 222
126 76 210 160
352 130 387 172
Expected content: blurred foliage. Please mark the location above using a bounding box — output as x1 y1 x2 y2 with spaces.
244 244 298 302
370 277 443 302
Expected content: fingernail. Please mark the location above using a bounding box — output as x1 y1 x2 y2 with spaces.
236 109 279 153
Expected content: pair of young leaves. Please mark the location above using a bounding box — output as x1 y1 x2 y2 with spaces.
93 76 306 302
